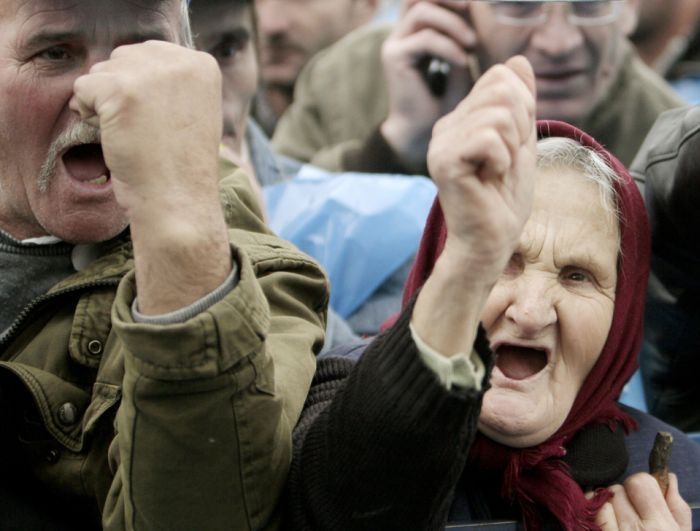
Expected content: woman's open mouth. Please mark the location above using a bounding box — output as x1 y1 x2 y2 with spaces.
62 143 111 186
495 345 549 381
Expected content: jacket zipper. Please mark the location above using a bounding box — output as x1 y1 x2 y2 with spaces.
0 279 121 350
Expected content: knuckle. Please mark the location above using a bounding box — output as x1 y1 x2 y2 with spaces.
607 483 624 496
623 472 653 491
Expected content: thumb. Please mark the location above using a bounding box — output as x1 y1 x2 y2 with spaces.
505 55 536 100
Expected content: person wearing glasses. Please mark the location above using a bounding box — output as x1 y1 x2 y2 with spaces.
271 0 683 172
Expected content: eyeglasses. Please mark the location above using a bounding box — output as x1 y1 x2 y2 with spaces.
481 1 623 27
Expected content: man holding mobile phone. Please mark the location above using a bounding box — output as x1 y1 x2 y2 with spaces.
273 0 682 172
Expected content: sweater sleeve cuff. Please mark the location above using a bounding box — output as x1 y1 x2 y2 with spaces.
410 321 485 392
131 260 240 325
341 127 416 174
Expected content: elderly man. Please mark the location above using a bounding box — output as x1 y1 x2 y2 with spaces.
189 0 362 349
273 0 683 171
0 0 327 529
254 0 379 134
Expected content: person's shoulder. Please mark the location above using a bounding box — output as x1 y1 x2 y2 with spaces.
625 50 686 109
327 23 393 57
621 405 700 503
319 336 373 362
629 105 700 185
303 23 393 78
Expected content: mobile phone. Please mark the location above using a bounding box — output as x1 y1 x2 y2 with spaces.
418 56 451 98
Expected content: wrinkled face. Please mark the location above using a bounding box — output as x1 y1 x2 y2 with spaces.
0 0 182 242
478 167 619 448
469 0 639 124
255 0 372 87
191 0 258 154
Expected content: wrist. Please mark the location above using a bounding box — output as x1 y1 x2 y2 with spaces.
380 116 430 174
439 237 509 290
130 213 232 315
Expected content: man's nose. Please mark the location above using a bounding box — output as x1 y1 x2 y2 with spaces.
504 276 557 336
256 0 291 36
529 5 585 58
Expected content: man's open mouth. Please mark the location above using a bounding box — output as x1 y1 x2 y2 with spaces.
62 143 110 185
495 344 549 380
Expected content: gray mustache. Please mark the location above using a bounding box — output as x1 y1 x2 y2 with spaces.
38 122 101 192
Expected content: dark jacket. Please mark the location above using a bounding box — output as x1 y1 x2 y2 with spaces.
629 106 700 432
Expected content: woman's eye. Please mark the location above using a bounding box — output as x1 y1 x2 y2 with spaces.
502 253 524 277
563 268 591 283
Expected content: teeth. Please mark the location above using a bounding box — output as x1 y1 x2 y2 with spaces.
87 174 108 185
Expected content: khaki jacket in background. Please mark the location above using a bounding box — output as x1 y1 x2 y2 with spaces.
273 24 683 169
0 163 328 531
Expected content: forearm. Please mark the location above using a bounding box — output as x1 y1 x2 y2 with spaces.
105 236 327 530
128 177 232 315
340 127 417 175
289 301 490 531
411 244 498 358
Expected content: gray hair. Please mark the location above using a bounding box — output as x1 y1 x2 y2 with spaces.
536 137 621 226
179 0 194 48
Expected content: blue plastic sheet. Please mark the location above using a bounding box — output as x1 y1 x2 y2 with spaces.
264 166 437 318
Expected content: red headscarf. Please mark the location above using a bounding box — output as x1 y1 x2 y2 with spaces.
399 121 651 530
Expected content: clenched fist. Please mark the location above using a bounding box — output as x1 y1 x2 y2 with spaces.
70 41 231 314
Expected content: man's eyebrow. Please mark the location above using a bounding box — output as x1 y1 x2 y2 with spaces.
23 29 174 50
24 31 82 50
119 30 174 44
222 27 251 41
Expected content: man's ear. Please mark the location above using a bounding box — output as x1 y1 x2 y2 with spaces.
620 0 640 37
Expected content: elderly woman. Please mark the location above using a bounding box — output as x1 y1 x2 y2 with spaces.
285 57 700 530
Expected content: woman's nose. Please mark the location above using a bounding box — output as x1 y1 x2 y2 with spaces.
504 276 557 336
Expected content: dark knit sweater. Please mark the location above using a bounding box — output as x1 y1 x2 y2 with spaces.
0 230 74 336
286 299 493 530
285 296 700 530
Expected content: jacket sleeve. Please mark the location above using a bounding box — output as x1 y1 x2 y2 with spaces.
101 170 328 531
630 105 700 291
271 26 391 172
286 300 492 531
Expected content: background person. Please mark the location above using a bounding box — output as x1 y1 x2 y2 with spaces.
629 106 700 433
630 0 700 103
272 0 682 172
285 57 699 530
254 0 380 135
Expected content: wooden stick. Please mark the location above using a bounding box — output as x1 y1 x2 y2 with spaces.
649 431 673 496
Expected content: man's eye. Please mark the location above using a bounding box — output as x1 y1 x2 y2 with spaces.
212 39 245 61
37 46 72 62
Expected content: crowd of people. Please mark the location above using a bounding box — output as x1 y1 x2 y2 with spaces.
0 0 698 530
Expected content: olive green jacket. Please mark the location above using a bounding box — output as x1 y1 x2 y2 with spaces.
0 164 328 530
273 25 683 169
